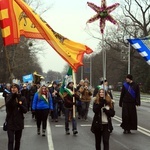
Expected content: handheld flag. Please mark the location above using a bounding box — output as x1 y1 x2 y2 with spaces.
22 74 33 83
127 36 150 65
59 67 73 97
0 0 93 72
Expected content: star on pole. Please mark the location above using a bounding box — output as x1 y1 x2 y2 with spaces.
87 0 120 34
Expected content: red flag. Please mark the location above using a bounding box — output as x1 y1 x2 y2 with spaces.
0 0 19 45
0 0 43 46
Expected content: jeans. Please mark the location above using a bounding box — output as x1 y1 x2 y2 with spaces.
53 102 58 119
81 101 90 119
7 129 23 150
65 108 77 131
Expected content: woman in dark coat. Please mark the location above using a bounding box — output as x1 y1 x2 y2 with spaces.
6 83 27 150
21 84 30 111
91 89 115 150
119 74 141 134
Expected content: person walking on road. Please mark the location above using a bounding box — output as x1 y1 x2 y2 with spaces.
21 84 30 111
76 79 84 119
5 83 27 150
49 81 61 122
32 85 53 136
91 88 115 150
63 81 79 135
119 74 141 134
93 78 114 133
29 83 39 119
79 79 92 121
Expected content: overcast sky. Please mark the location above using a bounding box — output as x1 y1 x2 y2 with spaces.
34 0 119 73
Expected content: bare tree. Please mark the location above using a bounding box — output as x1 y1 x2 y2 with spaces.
81 0 150 91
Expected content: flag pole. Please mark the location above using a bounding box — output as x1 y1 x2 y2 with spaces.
4 46 12 82
72 70 76 118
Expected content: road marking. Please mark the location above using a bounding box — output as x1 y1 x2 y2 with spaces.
47 120 54 150
113 115 150 137
55 125 64 127
55 124 92 127
24 125 36 128
80 124 91 127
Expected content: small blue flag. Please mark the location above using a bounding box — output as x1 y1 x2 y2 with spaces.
22 74 33 83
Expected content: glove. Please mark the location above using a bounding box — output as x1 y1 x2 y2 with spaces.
100 99 106 107
103 108 107 112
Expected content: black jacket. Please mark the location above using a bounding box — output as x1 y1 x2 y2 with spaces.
92 98 115 132
119 81 141 107
6 93 27 131
21 89 30 102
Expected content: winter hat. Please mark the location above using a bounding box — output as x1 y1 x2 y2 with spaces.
11 83 20 91
126 74 133 80
23 83 27 87
100 77 107 85
53 81 58 85
6 83 11 87
67 81 74 85
84 79 89 84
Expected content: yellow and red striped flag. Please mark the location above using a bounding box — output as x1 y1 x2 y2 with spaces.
15 0 93 72
0 0 93 72
0 0 43 46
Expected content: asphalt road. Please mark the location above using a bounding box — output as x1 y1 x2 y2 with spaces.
0 92 150 150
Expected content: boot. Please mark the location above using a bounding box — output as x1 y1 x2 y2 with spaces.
37 128 40 135
42 129 46 136
66 130 70 135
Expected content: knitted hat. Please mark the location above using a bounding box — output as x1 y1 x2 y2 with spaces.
126 74 133 80
84 79 89 84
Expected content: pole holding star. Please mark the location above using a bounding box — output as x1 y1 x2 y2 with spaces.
87 0 120 91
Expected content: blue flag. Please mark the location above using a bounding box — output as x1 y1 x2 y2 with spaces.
127 36 150 65
22 74 33 83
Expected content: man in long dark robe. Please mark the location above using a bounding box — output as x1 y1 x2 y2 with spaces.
119 74 141 134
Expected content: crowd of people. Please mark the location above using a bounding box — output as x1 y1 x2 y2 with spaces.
0 73 141 150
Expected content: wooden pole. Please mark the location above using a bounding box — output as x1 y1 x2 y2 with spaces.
72 70 76 118
4 47 12 82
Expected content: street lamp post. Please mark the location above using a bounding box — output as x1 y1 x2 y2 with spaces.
121 43 130 74
128 43 131 74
